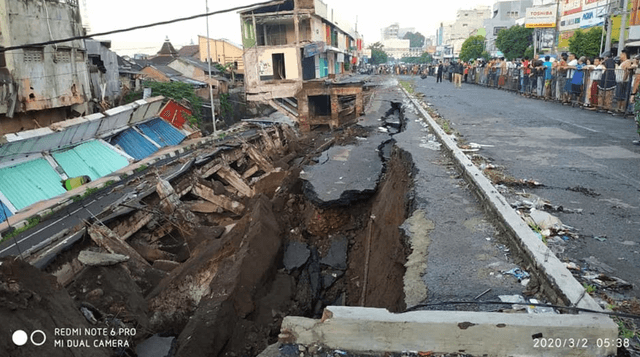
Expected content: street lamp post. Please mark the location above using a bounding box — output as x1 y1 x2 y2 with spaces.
205 0 217 135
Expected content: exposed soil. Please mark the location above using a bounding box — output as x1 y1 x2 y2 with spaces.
4 118 416 356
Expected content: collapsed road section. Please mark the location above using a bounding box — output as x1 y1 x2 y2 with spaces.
0 77 623 357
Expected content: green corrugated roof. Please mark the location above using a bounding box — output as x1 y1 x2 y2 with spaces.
53 140 129 181
0 158 66 211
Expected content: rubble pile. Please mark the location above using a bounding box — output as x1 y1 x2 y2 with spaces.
3 108 416 357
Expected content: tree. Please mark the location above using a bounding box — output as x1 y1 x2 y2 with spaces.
403 32 426 48
459 35 485 62
569 27 603 58
143 81 204 123
368 42 389 65
495 25 534 60
400 52 433 64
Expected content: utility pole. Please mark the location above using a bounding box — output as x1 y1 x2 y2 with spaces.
605 0 614 53
552 0 560 54
619 0 630 55
205 0 217 135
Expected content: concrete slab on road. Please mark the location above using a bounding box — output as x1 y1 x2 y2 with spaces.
282 306 618 357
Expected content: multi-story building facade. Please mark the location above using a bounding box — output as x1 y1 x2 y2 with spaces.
443 6 491 58
0 0 92 135
240 0 364 130
484 0 533 55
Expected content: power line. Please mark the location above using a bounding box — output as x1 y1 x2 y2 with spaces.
0 0 276 53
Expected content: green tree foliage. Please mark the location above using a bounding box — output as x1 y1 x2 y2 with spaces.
459 35 486 62
368 42 389 65
568 27 604 58
495 25 534 60
403 32 426 48
401 52 433 64
143 81 204 123
524 46 534 60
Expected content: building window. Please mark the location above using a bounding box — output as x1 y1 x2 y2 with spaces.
23 48 44 63
257 24 289 46
75 50 85 63
493 27 507 36
55 49 72 63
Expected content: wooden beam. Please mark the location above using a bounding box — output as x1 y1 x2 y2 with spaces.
201 162 224 179
246 144 275 173
88 224 150 267
217 166 254 197
192 184 245 215
183 200 222 214
242 165 260 179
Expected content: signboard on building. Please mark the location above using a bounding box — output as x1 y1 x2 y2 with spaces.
562 0 583 16
525 5 558 28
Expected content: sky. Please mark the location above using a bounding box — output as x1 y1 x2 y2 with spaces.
84 0 498 56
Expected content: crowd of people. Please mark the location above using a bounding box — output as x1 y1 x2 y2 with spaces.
371 51 640 145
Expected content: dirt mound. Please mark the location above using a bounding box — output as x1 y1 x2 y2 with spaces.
147 195 283 356
0 258 111 357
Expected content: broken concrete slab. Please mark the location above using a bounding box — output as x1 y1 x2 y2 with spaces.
301 136 385 208
78 250 129 266
136 334 176 357
183 200 222 214
320 236 348 271
283 241 310 271
280 306 618 357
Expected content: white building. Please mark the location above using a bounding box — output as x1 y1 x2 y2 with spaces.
443 6 492 57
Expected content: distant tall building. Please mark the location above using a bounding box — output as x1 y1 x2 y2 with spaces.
443 6 491 57
382 23 417 40
484 0 534 55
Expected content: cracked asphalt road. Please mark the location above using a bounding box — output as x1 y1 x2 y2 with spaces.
410 75 640 299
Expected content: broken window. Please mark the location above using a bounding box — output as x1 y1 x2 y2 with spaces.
272 53 286 80
308 95 330 117
257 24 289 46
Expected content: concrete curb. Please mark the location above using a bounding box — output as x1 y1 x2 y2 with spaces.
282 306 618 357
401 87 602 312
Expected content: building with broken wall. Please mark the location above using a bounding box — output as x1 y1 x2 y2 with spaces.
240 0 365 130
85 39 121 110
0 0 93 135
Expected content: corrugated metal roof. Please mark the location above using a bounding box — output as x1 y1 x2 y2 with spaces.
137 118 186 147
110 128 159 161
0 200 13 222
0 158 66 211
53 140 129 181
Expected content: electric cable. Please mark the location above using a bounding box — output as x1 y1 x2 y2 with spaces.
0 0 278 53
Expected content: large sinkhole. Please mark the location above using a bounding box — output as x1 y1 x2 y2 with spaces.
33 111 416 357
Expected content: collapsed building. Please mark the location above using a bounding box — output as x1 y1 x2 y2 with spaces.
240 0 366 130
0 0 121 134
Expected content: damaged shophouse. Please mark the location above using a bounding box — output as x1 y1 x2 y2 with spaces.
0 0 120 135
240 0 365 130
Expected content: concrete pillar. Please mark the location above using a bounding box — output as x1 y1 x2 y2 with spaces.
330 93 339 128
355 91 364 116
297 93 311 132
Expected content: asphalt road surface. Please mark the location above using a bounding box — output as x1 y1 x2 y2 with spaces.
411 74 640 299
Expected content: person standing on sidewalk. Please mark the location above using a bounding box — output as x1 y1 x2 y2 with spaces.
599 51 616 112
437 61 444 83
543 56 553 99
454 59 463 88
